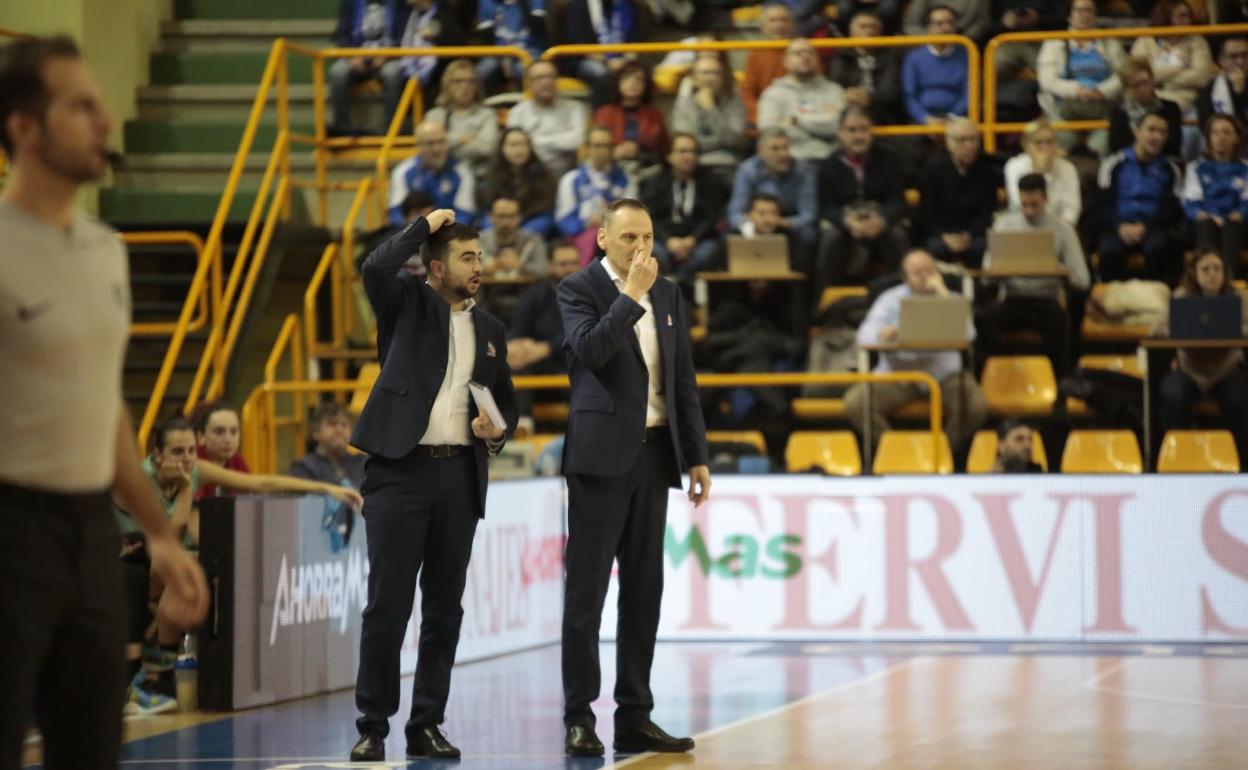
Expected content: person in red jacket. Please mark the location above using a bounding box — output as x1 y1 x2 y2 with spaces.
592 61 668 169
190 401 250 499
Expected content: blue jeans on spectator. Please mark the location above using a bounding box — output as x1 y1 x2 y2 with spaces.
328 58 406 133
1159 363 1248 465
476 56 526 93
1096 223 1176 283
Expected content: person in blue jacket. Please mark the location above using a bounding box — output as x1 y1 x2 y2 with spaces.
1183 114 1248 275
328 0 411 135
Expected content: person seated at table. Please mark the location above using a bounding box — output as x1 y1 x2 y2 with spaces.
1096 109 1184 283
727 129 819 256
1107 57 1183 160
1158 250 1248 462
478 127 557 237
1004 118 1082 229
1183 115 1248 276
387 120 476 225
289 401 367 488
843 248 988 457
919 118 1002 269
591 60 668 170
815 104 908 289
980 173 1090 375
555 125 636 264
641 132 728 285
480 196 548 279
991 418 1045 473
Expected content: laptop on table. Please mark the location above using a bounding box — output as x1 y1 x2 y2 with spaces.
1169 295 1243 340
725 234 791 277
986 230 1060 274
897 295 972 344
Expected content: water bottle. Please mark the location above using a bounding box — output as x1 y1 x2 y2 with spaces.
174 633 198 712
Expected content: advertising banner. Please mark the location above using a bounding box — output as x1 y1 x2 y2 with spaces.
600 475 1248 642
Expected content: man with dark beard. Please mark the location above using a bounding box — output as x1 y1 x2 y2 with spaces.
348 210 517 762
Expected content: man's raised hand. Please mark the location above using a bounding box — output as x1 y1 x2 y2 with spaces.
623 249 658 301
426 209 456 233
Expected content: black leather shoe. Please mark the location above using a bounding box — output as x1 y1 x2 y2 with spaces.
406 725 461 759
613 720 695 753
565 724 605 757
349 731 385 762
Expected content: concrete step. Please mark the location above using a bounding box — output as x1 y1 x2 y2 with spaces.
123 118 315 154
101 187 258 225
136 83 317 121
173 0 337 20
160 19 333 53
113 152 375 189
150 50 314 86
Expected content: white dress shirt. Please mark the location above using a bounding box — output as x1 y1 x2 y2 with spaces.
601 258 667 427
420 298 477 446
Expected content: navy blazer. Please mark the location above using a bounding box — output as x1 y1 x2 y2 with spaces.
557 260 708 485
350 217 517 517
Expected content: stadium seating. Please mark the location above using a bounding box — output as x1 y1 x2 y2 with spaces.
1066 354 1142 418
1156 430 1240 473
872 430 953 475
966 429 1049 473
1059 430 1143 474
784 431 861 476
981 356 1057 417
707 430 768 455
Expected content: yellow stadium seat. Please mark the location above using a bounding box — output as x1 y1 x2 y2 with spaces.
982 356 1057 417
1157 430 1240 473
707 430 767 455
966 429 1049 473
557 77 590 98
818 285 867 313
1060 430 1142 474
792 398 846 421
1067 354 1142 417
904 188 920 208
731 5 762 25
531 402 569 424
652 64 689 94
872 430 953 475
349 362 380 415
785 431 861 476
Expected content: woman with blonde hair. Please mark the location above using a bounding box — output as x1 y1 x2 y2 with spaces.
1004 118 1082 227
424 59 499 177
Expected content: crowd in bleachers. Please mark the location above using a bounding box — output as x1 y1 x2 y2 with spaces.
316 0 1248 472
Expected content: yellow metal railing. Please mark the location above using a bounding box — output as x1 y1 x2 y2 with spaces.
239 370 943 475
983 23 1248 151
120 231 210 337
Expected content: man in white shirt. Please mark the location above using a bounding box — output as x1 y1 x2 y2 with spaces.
349 212 517 762
0 35 208 770
506 60 588 178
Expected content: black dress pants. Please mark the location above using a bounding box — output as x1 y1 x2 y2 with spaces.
562 430 676 729
0 484 125 770
354 450 480 739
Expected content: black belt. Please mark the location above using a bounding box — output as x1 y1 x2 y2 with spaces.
411 444 470 459
0 480 111 515
642 426 670 443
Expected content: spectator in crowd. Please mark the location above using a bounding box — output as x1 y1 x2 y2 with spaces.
642 132 728 282
835 0 903 33
727 128 820 254
290 401 367 488
387 120 476 225
592 61 669 169
742 3 796 125
562 0 642 100
902 5 971 125
981 173 1090 374
1036 0 1124 155
903 0 990 43
328 0 410 135
191 401 247 500
1183 114 1248 273
1130 0 1213 157
556 125 636 262
395 0 466 105
1159 249 1248 461
991 418 1045 473
844 248 988 454
920 118 1001 268
507 60 588 178
816 104 908 287
1198 36 1248 129
507 240 582 430
670 54 746 177
479 127 558 235
1004 118 1082 228
1097 109 1183 282
991 0 1062 108
758 38 846 162
474 0 547 93
117 417 363 710
481 196 549 278
827 11 906 125
1108 57 1184 159
423 60 499 179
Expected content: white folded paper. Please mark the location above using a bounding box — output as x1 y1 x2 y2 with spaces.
468 380 507 431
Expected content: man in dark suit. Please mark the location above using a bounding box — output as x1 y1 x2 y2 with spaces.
642 132 728 285
558 198 711 757
348 210 517 763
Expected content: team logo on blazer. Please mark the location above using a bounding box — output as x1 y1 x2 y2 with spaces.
486 341 497 357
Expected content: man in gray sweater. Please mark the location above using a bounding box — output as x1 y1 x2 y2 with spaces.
757 39 846 162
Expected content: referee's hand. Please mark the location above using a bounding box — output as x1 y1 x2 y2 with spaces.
148 535 210 630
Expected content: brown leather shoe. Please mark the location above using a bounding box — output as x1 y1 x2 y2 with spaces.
613 720 695 753
349 731 385 762
565 724 605 756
